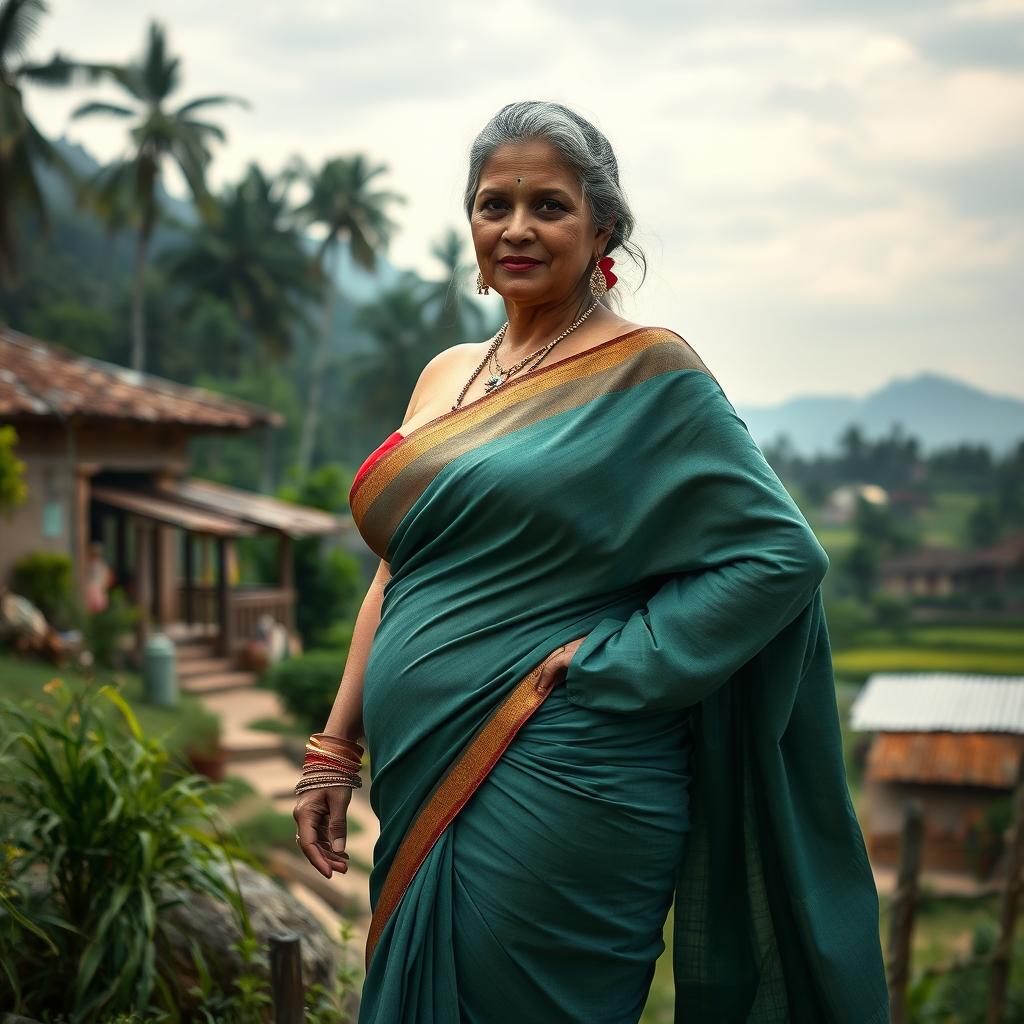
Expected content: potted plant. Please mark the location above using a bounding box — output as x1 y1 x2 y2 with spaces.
185 711 228 782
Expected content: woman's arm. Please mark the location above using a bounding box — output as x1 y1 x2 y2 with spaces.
321 556 390 741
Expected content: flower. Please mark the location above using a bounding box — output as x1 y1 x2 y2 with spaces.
598 256 617 290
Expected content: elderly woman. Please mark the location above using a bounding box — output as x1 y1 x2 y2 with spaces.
294 101 889 1023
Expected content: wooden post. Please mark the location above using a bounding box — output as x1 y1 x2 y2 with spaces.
133 519 152 666
887 798 923 1024
216 536 234 658
987 751 1024 1024
183 531 195 626
269 933 304 1024
278 532 294 631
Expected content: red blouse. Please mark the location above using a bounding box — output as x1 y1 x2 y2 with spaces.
351 429 405 495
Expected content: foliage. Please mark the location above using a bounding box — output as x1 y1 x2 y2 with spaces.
82 585 141 668
274 462 364 647
69 19 248 372
0 680 246 1021
907 919 1024 1023
10 549 78 628
157 161 320 364
964 795 1013 881
264 646 352 731
0 424 29 516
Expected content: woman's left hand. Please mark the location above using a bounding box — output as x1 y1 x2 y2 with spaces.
535 636 588 696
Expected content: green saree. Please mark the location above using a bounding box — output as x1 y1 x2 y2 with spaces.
349 327 889 1023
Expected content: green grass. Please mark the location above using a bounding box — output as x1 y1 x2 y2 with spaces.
0 649 218 761
831 621 1024 681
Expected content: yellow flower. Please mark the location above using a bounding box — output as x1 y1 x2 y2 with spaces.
42 678 63 695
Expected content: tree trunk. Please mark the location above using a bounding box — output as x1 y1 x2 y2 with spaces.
296 244 337 478
131 223 151 372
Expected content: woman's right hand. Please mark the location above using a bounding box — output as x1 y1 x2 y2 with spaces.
293 785 353 879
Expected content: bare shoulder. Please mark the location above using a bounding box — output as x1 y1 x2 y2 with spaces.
402 341 489 422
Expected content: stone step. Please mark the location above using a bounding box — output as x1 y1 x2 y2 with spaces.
178 655 236 676
181 670 259 695
201 689 288 759
230 755 302 801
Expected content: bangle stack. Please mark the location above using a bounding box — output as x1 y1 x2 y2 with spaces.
294 732 365 796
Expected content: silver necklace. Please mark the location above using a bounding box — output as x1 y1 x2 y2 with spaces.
451 302 599 411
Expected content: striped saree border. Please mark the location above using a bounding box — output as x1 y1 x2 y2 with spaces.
364 659 553 971
351 327 717 558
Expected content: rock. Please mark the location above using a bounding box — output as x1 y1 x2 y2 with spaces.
163 858 343 996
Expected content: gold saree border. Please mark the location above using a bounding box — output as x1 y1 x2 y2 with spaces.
364 659 553 971
352 326 682 515
351 326 714 557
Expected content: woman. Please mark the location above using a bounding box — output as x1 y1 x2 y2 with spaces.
294 101 890 1023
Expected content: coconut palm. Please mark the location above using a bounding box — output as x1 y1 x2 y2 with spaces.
158 162 319 366
420 226 490 344
70 19 248 372
288 153 404 477
348 271 445 429
0 0 105 285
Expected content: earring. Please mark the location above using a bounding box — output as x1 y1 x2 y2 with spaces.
476 270 489 295
589 263 608 300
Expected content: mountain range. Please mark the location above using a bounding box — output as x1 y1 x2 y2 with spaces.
735 372 1024 457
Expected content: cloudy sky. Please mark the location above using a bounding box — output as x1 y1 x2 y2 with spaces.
27 0 1024 405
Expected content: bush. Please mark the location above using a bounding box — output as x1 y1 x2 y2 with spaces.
83 585 141 668
10 550 79 629
264 644 351 730
0 681 247 1021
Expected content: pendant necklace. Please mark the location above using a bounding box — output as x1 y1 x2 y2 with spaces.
451 301 599 412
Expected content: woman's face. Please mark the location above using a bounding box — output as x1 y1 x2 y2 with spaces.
470 138 612 307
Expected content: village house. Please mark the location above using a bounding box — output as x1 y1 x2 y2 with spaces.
0 324 349 660
850 672 1024 879
878 532 1024 603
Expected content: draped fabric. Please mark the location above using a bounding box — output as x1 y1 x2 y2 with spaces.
349 327 890 1023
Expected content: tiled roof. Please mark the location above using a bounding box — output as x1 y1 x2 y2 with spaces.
0 324 283 429
850 673 1024 734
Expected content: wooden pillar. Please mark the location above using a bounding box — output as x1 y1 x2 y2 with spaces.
216 535 235 658
278 533 294 631
887 799 923 1024
987 751 1024 1024
183 532 195 626
114 512 128 589
133 519 152 662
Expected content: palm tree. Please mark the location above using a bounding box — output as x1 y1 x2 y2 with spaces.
158 162 319 366
0 0 105 285
349 271 446 429
70 19 248 372
288 153 404 478
420 226 489 344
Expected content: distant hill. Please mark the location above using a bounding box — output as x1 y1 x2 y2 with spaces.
737 372 1024 457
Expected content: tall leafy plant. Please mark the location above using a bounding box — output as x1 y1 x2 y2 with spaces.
0 680 246 1021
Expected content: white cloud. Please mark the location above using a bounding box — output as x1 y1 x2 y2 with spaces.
22 0 1024 403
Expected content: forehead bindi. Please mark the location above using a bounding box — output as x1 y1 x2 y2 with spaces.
477 140 579 197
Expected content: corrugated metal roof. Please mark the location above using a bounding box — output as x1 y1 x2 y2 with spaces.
850 673 1024 734
0 325 284 429
156 477 347 538
866 732 1024 788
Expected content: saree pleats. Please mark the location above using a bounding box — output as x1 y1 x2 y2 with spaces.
350 328 890 1023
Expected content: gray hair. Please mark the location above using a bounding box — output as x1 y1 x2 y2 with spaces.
463 101 647 300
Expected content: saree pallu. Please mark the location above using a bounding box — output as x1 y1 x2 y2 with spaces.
349 327 890 1024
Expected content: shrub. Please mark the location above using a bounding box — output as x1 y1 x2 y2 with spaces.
264 645 350 730
0 680 247 1021
11 550 79 629
82 585 141 668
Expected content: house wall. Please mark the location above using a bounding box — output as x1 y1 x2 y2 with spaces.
862 778 1010 875
1 418 193 602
